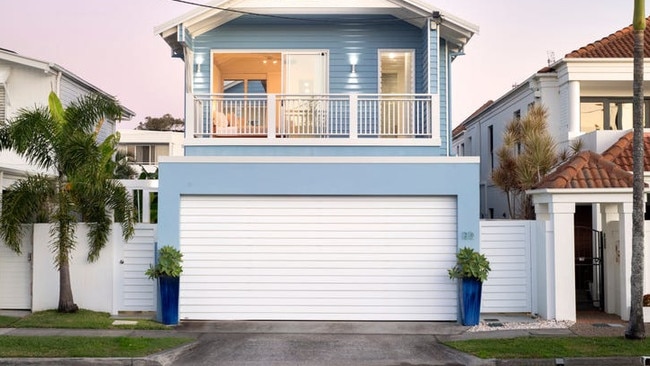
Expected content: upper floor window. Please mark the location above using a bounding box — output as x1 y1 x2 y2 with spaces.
0 84 5 123
120 144 170 165
513 109 521 121
580 98 650 132
488 125 494 170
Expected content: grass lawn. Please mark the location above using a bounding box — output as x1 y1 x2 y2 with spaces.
11 309 168 330
0 336 192 358
444 337 650 359
0 316 18 328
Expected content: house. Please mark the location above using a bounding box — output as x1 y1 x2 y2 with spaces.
155 0 480 321
452 18 650 219
0 47 135 190
117 129 184 174
0 47 135 312
452 19 650 322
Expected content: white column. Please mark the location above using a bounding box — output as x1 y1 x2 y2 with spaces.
549 201 576 321
601 203 620 315
185 92 195 139
618 201 633 321
568 81 581 139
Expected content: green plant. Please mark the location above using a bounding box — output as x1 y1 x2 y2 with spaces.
145 245 183 279
448 247 491 282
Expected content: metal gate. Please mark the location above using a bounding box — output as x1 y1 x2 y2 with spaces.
574 226 605 311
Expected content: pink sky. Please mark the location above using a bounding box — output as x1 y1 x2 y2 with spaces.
0 0 642 129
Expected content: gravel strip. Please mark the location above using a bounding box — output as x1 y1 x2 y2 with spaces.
468 319 575 332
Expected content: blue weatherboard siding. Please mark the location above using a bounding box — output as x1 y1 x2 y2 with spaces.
157 159 481 252
191 15 429 95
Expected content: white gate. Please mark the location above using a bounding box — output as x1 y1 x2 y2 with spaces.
0 228 33 309
480 220 535 313
117 224 157 312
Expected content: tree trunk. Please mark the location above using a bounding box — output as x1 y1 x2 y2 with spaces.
57 256 79 313
626 0 645 340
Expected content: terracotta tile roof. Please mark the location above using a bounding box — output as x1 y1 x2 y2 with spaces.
601 131 650 171
535 151 633 189
565 16 650 58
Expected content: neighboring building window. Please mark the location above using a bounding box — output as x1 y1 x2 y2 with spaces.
488 208 494 219
0 84 5 123
488 125 494 170
513 109 521 121
527 102 535 111
120 144 170 165
581 98 650 132
467 137 472 155
459 143 464 156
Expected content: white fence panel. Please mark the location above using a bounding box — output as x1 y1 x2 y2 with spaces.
480 220 535 313
117 224 157 312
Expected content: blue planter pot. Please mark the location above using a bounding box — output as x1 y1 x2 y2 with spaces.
461 278 482 326
159 276 180 325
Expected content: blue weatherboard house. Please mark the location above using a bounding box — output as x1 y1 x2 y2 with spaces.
156 0 480 321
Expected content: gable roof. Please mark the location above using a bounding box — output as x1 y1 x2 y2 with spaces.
452 100 493 138
565 16 650 58
535 150 634 189
0 48 135 119
156 0 478 56
601 131 650 171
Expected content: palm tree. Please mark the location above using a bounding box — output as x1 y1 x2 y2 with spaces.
0 91 136 313
626 0 646 340
491 105 558 219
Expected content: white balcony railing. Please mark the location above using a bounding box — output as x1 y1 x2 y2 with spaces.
190 94 439 140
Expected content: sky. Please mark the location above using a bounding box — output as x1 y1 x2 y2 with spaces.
0 0 644 129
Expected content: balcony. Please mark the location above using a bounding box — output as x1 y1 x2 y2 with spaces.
187 94 440 144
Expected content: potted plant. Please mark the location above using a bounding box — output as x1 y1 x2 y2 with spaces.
448 247 491 326
146 245 183 325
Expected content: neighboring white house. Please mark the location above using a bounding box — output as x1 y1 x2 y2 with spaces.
117 130 184 174
0 47 135 190
452 18 650 219
452 18 650 322
0 47 135 311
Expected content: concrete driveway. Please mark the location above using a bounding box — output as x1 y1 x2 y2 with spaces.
172 321 486 366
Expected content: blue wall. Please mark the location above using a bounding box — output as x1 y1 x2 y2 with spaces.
192 15 429 95
158 158 481 252
186 145 441 157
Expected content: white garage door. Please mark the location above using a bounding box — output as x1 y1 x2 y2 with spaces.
179 196 457 321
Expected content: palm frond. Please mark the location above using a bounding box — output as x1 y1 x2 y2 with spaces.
0 175 56 253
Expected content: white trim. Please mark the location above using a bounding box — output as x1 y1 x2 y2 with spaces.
183 137 442 146
159 155 479 164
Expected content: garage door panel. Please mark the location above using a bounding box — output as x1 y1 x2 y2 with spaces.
181 282 450 291
180 230 454 240
182 237 457 247
180 196 457 321
183 252 455 262
182 244 455 255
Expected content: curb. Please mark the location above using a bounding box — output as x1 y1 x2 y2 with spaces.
496 356 643 365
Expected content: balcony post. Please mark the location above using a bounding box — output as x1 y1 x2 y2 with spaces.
431 94 440 141
349 94 358 139
267 94 276 139
186 93 195 139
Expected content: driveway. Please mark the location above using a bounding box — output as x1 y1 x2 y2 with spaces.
172 321 486 366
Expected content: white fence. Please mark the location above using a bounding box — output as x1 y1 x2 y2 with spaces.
0 223 156 314
480 220 536 314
